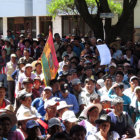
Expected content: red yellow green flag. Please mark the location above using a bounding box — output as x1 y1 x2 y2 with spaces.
41 31 59 85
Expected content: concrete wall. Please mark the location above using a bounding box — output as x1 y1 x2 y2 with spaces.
52 16 62 37
33 0 51 16
134 0 140 28
0 0 33 17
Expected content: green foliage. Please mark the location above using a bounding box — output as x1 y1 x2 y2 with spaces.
47 0 122 17
108 0 122 15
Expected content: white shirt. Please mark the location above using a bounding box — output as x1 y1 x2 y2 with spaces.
98 86 110 96
78 88 98 106
18 72 36 88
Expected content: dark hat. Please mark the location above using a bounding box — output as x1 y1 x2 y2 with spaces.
95 114 111 124
22 78 33 84
62 54 69 59
69 69 77 75
0 82 6 90
60 83 69 93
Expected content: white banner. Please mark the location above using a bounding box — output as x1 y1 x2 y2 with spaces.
96 44 111 65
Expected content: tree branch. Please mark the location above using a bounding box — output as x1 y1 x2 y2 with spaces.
112 0 137 33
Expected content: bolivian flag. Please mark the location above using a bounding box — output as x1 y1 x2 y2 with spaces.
41 31 59 85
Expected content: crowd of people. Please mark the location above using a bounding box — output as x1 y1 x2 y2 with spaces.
0 30 140 140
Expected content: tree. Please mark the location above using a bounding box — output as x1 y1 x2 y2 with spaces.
48 0 137 43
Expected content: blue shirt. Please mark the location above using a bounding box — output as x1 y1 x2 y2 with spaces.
31 97 44 110
108 89 131 114
58 92 79 114
73 43 84 57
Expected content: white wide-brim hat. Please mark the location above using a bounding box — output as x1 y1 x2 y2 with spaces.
80 103 102 118
57 100 73 110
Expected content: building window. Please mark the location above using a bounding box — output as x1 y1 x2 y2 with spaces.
40 16 52 36
8 17 36 38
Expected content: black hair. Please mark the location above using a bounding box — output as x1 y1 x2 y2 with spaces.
1 117 11 124
2 48 7 54
26 126 40 140
85 78 96 84
116 71 124 76
103 75 112 81
24 48 30 53
70 125 86 136
52 132 70 140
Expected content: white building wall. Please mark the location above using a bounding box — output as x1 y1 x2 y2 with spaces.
52 16 62 37
3 17 7 38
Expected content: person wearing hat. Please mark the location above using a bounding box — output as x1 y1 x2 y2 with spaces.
107 63 117 82
92 114 120 140
11 59 25 96
0 82 10 109
0 109 24 140
33 61 44 82
26 120 43 140
108 83 131 114
130 86 140 123
96 79 104 91
71 78 83 100
18 63 35 91
19 77 33 95
62 110 78 135
36 97 59 135
59 83 79 114
58 53 69 74
58 63 70 77
6 53 17 104
79 103 102 139
32 86 53 116
100 95 112 113
32 76 44 100
18 49 33 65
78 78 98 112
16 90 41 120
17 110 39 139
57 100 73 118
123 75 139 102
2 39 11 56
47 117 62 140
108 97 134 138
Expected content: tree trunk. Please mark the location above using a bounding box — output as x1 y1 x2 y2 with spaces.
75 0 137 44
